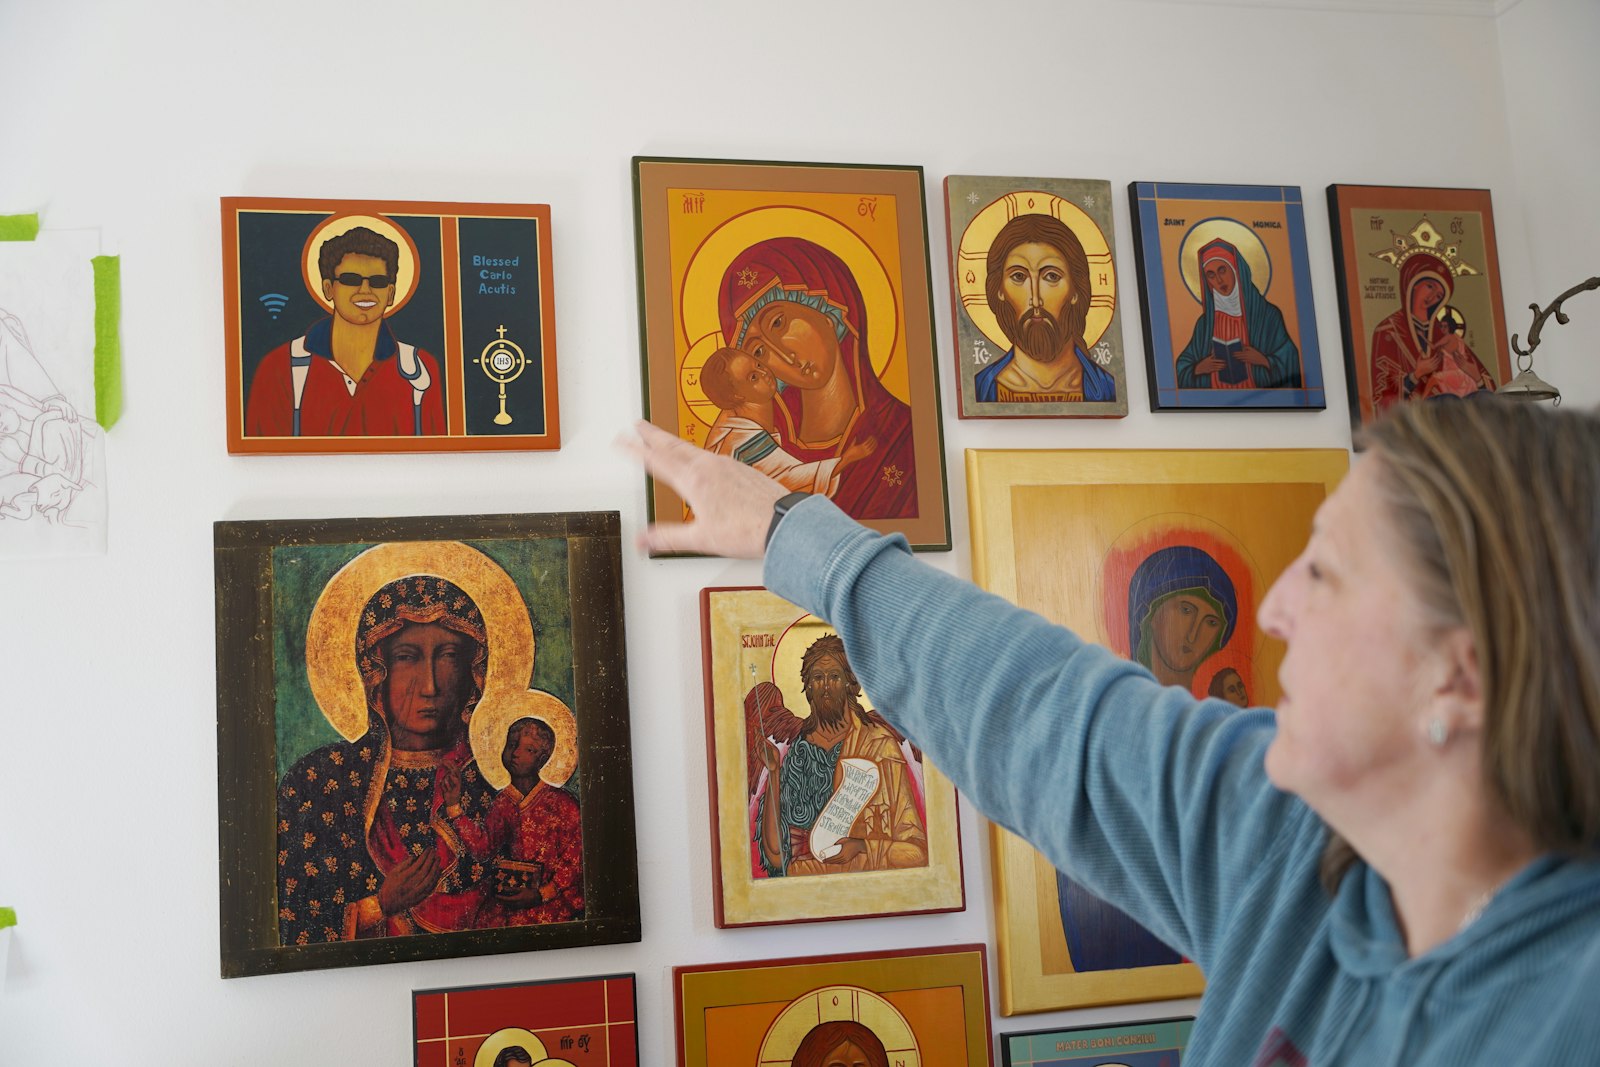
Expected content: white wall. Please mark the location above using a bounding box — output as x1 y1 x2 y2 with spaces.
1498 0 1600 410
0 1 1582 1063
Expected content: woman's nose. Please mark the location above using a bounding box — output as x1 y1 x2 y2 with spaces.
1259 575 1291 640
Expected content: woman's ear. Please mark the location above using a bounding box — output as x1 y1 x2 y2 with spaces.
1435 626 1485 735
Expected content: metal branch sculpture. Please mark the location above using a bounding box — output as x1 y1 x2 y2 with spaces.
1512 276 1600 357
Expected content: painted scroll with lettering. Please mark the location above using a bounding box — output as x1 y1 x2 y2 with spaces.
944 175 1128 419
1129 182 1325 412
700 586 964 927
809 758 881 861
221 197 560 454
635 158 950 551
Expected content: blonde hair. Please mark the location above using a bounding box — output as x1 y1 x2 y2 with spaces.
1323 397 1600 889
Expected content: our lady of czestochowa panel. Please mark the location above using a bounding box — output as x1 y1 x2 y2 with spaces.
944 177 1128 419
222 197 560 454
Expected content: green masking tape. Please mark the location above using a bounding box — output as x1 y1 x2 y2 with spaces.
0 214 40 241
93 255 122 429
0 907 15 930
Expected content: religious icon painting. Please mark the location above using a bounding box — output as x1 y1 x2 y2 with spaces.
943 176 1128 419
965 447 1348 1013
221 197 560 454
699 587 964 927
413 973 638 1067
674 944 991 1067
1000 1016 1194 1067
1326 185 1511 437
633 157 950 552
213 511 639 977
1128 183 1326 411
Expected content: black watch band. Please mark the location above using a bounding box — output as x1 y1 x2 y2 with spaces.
766 491 811 547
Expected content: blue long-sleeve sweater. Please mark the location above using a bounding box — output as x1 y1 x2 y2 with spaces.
765 496 1600 1067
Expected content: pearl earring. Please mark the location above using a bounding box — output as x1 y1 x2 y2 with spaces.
1427 718 1449 747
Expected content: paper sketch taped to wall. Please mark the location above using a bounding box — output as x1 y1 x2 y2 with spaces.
0 232 108 557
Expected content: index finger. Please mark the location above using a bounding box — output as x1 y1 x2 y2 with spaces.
619 419 700 486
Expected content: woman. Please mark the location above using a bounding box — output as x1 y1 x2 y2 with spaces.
276 574 498 945
717 236 916 520
626 397 1600 1064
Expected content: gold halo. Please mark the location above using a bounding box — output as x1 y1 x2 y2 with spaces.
1177 218 1271 305
300 211 421 316
679 331 730 432
955 190 1115 352
303 542 535 742
678 206 900 429
473 1028 546 1067
756 986 920 1067
469 688 579 789
768 614 877 719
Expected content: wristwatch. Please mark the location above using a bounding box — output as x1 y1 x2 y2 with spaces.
766 491 811 547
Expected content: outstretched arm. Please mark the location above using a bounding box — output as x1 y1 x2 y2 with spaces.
622 419 1307 970
763 498 1305 969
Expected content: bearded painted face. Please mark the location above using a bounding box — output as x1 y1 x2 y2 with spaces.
995 241 1077 362
803 652 850 726
791 1021 891 1067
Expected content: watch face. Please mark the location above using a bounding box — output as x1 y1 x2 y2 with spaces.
767 492 810 546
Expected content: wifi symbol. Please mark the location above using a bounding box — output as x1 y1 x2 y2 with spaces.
259 292 289 320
